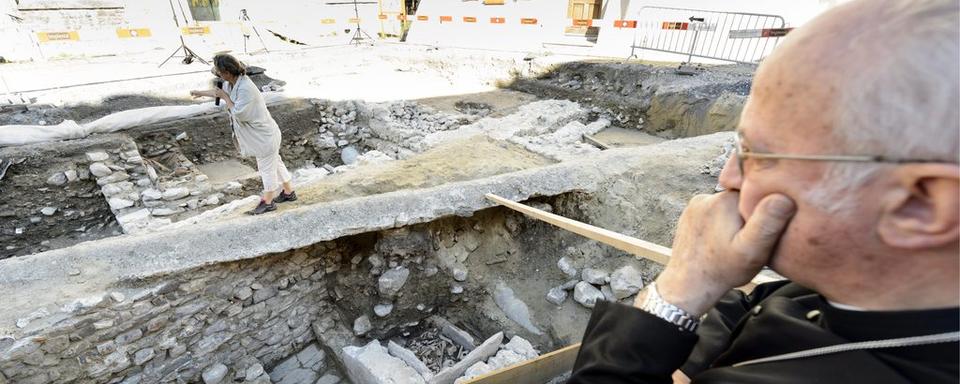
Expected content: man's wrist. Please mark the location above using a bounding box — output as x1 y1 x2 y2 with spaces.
654 270 727 317
636 282 701 332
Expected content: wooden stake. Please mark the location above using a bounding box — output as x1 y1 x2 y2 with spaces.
463 343 580 384
582 134 610 150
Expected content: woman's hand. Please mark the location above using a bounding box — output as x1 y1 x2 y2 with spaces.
190 90 215 99
215 88 234 109
214 88 229 101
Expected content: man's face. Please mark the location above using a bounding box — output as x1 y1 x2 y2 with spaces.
717 56 878 287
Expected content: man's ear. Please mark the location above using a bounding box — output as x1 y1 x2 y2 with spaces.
878 164 960 250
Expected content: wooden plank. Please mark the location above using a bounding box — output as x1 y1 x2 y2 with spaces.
464 343 581 384
581 134 610 150
485 194 672 265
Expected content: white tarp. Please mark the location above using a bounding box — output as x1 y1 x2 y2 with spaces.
0 93 286 147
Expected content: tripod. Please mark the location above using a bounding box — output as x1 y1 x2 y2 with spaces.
158 0 208 67
327 1 376 45
239 9 269 54
349 0 375 45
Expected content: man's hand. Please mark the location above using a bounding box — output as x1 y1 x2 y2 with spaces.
641 192 796 316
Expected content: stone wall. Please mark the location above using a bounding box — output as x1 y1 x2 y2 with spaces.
0 241 341 384
0 134 126 259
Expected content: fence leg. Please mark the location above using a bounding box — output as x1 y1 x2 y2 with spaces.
676 27 702 75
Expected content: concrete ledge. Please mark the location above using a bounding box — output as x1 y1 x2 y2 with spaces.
0 132 730 327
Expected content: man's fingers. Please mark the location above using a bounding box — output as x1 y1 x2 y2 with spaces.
734 194 796 260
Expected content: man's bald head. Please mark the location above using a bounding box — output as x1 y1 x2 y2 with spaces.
764 0 959 160
748 0 960 213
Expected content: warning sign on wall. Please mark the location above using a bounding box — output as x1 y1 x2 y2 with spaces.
181 26 211 35
729 28 793 38
37 31 79 42
117 28 152 38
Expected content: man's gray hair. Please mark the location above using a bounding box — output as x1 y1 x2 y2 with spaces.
808 0 959 212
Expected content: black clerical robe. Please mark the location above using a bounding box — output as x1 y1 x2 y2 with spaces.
568 281 959 383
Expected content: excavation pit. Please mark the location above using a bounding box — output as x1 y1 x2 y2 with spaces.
0 46 751 384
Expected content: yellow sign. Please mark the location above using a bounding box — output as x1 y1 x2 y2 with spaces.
116 28 152 38
181 26 211 35
37 31 79 42
348 18 361 23
321 18 336 24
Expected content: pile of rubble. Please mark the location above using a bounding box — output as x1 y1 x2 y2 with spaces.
310 101 373 153
364 101 475 159
81 146 243 234
418 100 613 162
548 249 645 309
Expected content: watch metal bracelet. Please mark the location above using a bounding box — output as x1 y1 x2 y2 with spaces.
640 282 700 332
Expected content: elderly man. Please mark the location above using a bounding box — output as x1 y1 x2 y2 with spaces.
568 0 959 383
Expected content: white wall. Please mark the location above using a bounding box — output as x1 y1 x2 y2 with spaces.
406 0 845 59
0 0 395 62
0 0 847 63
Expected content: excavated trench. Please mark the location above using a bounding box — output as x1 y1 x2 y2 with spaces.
0 59 747 384
0 127 730 383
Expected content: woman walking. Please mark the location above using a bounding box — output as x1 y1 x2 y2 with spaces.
191 54 296 215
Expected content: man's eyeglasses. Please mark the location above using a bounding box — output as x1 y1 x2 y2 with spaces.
733 131 955 175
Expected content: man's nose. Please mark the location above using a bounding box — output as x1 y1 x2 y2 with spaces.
718 150 743 191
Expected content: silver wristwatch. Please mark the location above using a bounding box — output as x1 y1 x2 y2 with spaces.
639 282 700 332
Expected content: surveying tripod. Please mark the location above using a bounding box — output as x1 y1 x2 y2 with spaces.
239 9 270 54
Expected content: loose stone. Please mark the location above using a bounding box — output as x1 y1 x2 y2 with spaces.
573 282 604 308
546 286 567 305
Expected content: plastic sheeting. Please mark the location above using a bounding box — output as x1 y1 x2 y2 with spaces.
0 93 286 147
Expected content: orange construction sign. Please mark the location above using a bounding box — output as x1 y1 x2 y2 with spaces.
661 22 689 30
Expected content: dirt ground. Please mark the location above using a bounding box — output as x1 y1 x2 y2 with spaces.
296 136 551 203
210 135 554 219
593 127 666 147
414 89 541 118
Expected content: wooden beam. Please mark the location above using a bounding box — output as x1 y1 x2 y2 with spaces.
485 193 672 265
463 343 581 384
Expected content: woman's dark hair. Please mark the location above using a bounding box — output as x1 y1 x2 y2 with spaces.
213 53 246 77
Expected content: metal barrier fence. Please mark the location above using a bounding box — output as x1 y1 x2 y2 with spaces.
629 6 791 65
